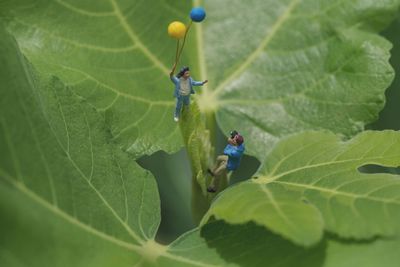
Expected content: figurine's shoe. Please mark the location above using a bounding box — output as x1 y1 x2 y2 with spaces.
207 186 216 193
174 116 179 122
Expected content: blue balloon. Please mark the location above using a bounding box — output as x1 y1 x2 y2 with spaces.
190 7 206 22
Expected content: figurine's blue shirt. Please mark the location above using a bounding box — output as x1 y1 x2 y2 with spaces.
223 143 245 171
170 76 203 97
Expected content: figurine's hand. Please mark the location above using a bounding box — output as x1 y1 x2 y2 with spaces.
203 80 208 85
227 137 235 145
170 63 177 76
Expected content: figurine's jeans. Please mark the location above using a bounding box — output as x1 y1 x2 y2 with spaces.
174 95 190 118
212 155 228 176
209 155 228 189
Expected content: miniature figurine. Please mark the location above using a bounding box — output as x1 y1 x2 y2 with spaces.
167 7 208 121
169 66 208 121
207 130 245 193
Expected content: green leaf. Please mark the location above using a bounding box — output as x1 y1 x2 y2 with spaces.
204 131 400 246
179 103 217 221
0 24 218 267
323 237 400 267
196 0 399 160
0 0 199 157
171 221 400 267
1 0 399 162
180 103 214 194
169 221 326 267
204 183 325 246
0 24 152 264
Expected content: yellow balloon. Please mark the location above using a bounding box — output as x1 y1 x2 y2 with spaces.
168 21 187 39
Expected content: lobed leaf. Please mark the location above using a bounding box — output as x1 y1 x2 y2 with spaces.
197 0 400 160
169 221 400 267
0 25 211 267
0 0 199 157
204 131 400 245
0 24 154 264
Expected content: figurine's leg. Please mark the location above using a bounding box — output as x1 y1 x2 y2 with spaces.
184 95 190 105
208 168 227 192
208 155 228 193
212 155 228 174
182 95 190 112
208 176 217 190
174 96 183 120
213 158 228 176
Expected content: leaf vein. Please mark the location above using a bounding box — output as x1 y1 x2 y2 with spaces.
55 0 115 17
56 64 174 106
274 180 400 205
212 0 300 97
15 18 137 53
109 0 169 75
0 169 141 252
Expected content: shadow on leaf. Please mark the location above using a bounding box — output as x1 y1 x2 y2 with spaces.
201 220 326 267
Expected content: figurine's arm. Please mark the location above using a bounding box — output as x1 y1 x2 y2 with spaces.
224 147 242 158
170 75 179 85
223 145 230 155
170 64 179 84
223 145 236 157
191 79 208 86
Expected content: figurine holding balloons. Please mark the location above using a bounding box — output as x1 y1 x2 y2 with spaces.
168 7 208 122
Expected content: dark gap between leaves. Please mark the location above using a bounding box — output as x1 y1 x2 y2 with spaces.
137 148 194 245
367 18 400 131
357 164 400 175
136 123 260 244
324 231 383 245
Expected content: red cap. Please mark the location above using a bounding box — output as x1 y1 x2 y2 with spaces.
235 134 244 145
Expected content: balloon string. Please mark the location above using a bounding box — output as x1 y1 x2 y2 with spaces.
175 20 192 67
175 39 180 63
171 20 192 74
172 39 180 73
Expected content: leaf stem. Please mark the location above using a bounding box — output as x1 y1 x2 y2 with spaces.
205 110 217 149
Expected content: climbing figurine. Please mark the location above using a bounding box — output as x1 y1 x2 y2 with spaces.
207 131 245 193
170 65 208 122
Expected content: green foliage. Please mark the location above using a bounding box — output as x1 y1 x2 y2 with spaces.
0 0 195 157
1 0 400 266
0 26 228 266
204 131 400 245
202 0 399 160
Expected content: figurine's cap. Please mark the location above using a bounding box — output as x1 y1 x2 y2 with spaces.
235 134 244 145
179 66 190 73
177 66 190 78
